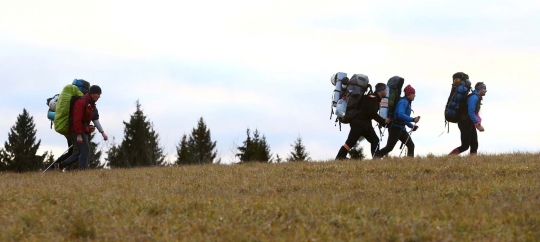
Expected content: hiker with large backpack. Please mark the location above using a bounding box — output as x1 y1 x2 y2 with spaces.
448 82 487 155
44 80 108 171
376 84 420 158
55 85 104 170
335 78 391 160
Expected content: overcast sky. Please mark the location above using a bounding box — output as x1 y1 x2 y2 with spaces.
1 0 539 164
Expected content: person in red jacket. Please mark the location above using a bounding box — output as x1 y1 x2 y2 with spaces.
55 85 103 170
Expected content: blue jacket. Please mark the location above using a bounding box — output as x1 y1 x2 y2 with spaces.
392 97 414 130
467 90 480 123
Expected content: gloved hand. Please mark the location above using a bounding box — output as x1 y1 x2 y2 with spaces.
412 125 419 131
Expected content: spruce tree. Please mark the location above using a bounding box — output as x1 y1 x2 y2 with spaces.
0 109 46 172
175 117 217 165
175 134 192 165
236 128 272 163
106 100 165 168
287 136 310 162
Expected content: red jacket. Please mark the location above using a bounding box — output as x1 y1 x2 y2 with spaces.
69 94 96 135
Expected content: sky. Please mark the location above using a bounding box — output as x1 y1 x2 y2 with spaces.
1 0 539 164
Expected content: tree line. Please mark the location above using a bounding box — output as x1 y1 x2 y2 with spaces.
0 101 364 172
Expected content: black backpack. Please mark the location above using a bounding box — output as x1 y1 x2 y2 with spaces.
387 76 405 120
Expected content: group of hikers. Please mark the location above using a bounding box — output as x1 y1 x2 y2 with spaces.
332 72 487 160
46 72 486 171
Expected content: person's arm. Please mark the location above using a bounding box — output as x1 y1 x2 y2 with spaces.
396 99 414 128
72 99 85 135
467 95 479 123
366 97 386 124
92 119 104 133
92 108 108 140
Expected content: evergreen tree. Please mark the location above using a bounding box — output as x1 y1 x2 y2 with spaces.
175 134 192 165
176 117 217 165
87 132 104 169
236 128 272 163
43 151 55 170
106 100 165 168
0 109 46 172
348 141 365 160
287 136 310 162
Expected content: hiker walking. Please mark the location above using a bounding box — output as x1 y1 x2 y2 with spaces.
335 83 391 160
376 85 420 158
55 85 105 170
448 82 487 155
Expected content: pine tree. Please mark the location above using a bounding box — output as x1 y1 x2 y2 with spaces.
348 141 365 160
106 100 165 168
87 132 104 169
287 136 310 162
236 128 272 163
0 109 46 172
275 154 282 163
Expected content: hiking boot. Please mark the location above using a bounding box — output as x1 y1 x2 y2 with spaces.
470 152 477 156
448 148 460 156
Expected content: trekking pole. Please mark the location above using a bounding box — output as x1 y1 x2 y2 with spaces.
399 116 420 157
399 130 414 157
372 125 388 158
43 145 72 173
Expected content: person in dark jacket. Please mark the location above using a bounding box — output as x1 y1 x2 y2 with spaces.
55 85 104 170
449 82 487 155
376 84 420 158
335 82 391 160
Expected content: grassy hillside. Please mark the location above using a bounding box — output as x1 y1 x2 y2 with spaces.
1 153 539 241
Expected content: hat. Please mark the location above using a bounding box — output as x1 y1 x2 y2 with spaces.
89 85 102 94
375 83 387 93
404 84 415 96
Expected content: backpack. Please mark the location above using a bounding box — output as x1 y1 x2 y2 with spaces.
330 73 372 129
386 76 405 120
441 72 471 134
49 79 90 135
444 72 471 123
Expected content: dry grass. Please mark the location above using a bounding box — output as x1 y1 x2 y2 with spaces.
1 153 539 241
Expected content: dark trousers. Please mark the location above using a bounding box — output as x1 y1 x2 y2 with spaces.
60 132 89 169
336 118 380 159
57 135 74 163
456 120 478 153
377 126 415 157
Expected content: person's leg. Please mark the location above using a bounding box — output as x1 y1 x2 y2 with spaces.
77 133 89 169
59 133 81 168
56 135 74 163
336 118 364 160
377 126 401 157
470 127 479 155
397 130 415 157
449 120 471 155
365 125 381 158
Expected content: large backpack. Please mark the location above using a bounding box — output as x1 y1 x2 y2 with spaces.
330 73 372 129
387 76 405 120
48 79 90 135
444 72 471 124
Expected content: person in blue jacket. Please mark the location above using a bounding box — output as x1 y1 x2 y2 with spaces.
449 82 487 155
376 85 420 158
